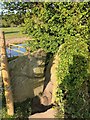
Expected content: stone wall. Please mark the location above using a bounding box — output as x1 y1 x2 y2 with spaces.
41 54 59 105
9 49 46 102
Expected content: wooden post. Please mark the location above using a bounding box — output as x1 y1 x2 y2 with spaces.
0 31 14 116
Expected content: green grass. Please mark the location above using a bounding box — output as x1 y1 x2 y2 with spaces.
1 94 32 119
0 57 32 119
0 27 27 39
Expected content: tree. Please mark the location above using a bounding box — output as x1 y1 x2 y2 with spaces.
2 2 33 27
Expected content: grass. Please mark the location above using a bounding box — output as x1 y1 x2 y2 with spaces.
1 93 32 119
1 98 32 119
0 57 32 119
0 27 27 39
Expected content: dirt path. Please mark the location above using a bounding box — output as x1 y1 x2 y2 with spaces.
29 108 57 118
0 37 30 46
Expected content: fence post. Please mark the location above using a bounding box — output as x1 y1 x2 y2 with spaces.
0 31 14 116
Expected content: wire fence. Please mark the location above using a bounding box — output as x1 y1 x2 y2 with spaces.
7 43 27 58
0 32 28 95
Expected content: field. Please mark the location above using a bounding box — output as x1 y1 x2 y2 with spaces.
0 27 31 45
0 27 27 40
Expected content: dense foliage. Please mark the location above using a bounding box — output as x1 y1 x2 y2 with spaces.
1 2 33 27
23 2 90 118
57 40 90 118
23 2 90 54
1 2 89 118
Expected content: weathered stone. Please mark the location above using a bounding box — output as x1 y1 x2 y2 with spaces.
29 108 57 118
41 54 59 105
33 67 45 78
9 49 46 102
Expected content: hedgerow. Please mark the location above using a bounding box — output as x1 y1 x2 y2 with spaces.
23 2 90 118
23 2 89 54
57 40 90 118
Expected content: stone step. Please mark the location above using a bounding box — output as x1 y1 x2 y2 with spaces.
29 108 57 119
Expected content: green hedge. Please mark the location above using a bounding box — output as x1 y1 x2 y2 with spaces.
23 3 90 118
23 2 89 54
57 40 90 118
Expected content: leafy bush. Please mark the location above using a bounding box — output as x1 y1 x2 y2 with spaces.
2 19 11 27
23 2 90 118
23 2 89 54
1 97 31 118
56 40 90 118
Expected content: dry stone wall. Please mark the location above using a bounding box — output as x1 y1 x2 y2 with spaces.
41 54 59 105
9 49 46 102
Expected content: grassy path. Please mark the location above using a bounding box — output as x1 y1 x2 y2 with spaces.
0 27 26 39
0 27 31 45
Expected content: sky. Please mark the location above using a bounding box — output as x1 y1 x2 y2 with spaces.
0 2 17 15
0 0 89 15
0 2 4 15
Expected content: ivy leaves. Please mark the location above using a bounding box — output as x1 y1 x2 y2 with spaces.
57 40 89 118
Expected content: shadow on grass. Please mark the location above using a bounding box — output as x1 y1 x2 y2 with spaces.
5 31 19 34
14 98 31 118
2 92 32 119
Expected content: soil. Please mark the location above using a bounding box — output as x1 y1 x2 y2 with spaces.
29 96 57 118
29 108 57 118
0 37 29 46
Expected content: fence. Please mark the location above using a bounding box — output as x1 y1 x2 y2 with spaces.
7 43 27 58
0 31 15 115
0 30 34 116
0 31 35 116
0 30 39 117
